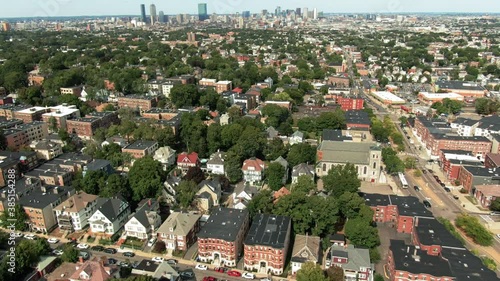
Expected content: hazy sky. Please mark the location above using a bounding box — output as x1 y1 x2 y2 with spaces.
1 0 499 18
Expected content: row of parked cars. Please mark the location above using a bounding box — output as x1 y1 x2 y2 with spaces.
198 266 263 280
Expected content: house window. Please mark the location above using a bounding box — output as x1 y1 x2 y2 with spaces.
322 164 326 172
363 167 367 175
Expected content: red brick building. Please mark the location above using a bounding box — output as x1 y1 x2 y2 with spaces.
3 122 48 150
457 166 500 193
243 214 291 276
414 116 492 158
0 96 13 105
122 140 159 159
439 150 482 181
387 240 454 281
485 153 500 168
363 194 432 234
337 97 364 111
13 107 50 123
141 108 178 120
412 217 465 256
66 111 119 139
198 208 250 267
117 95 158 111
474 185 500 208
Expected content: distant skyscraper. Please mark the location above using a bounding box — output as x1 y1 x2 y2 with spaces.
158 11 165 23
262 10 268 17
242 11 250 18
1 22 11 31
313 8 318 20
296 8 301 16
302 7 308 18
150 4 157 25
140 4 146 23
187 32 196 42
275 6 281 16
198 3 208 21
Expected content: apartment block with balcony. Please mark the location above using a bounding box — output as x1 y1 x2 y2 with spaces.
156 211 201 251
198 208 250 267
243 214 291 276
53 191 99 231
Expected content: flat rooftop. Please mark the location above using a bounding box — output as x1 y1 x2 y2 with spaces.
372 91 405 103
198 207 248 241
244 214 290 249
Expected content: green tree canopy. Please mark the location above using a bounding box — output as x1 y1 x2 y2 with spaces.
296 262 328 281
265 162 286 191
322 163 361 197
128 156 166 202
287 143 316 167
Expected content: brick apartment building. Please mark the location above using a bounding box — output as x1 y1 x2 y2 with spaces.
345 110 371 130
24 163 74 186
412 217 465 256
387 240 454 281
336 97 364 111
485 153 500 168
117 95 158 111
0 150 38 174
0 104 29 120
363 193 433 234
414 116 492 158
13 106 50 123
0 96 13 105
164 75 195 85
41 104 81 130
4 122 48 150
122 140 159 159
198 78 232 93
66 111 119 139
243 214 291 276
0 157 21 188
439 150 482 181
457 166 500 193
198 208 250 267
141 108 178 120
327 75 350 87
20 185 75 233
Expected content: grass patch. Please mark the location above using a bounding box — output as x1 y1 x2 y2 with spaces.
437 217 465 244
172 250 185 258
122 237 144 249
99 239 113 246
465 196 478 205
86 236 95 243
481 257 497 270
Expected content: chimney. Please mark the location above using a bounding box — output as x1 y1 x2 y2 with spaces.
79 256 84 263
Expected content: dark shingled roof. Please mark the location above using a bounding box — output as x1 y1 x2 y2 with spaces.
198 207 249 242
442 247 500 281
414 217 465 249
362 193 433 218
390 240 453 278
244 214 291 248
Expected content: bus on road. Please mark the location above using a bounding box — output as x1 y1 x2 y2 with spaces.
398 172 409 189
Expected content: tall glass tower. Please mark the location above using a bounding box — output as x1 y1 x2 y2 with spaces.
140 4 146 23
198 3 208 21
150 4 157 25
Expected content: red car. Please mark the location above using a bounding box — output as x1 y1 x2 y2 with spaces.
214 267 225 273
227 270 242 277
203 277 216 281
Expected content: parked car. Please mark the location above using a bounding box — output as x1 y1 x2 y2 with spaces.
24 234 36 240
260 278 271 281
13 232 23 238
444 187 451 192
77 243 89 249
490 212 500 216
422 170 427 174
242 272 255 279
180 271 195 279
103 248 117 254
496 234 500 239
453 195 459 200
227 270 242 277
195 264 208 270
52 249 63 256
423 200 432 208
152 257 164 263
414 185 420 192
147 238 156 247
47 238 59 244
118 261 130 267
66 240 77 247
107 258 117 265
202 277 216 281
123 252 135 257
91 245 105 251
440 182 446 187
78 251 90 260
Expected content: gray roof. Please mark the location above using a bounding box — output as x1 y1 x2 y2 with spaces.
157 211 201 236
318 141 378 165
123 140 157 150
244 214 291 248
207 151 225 166
266 126 279 139
272 156 288 169
94 197 129 222
291 234 321 263
18 185 74 209
292 131 304 138
292 163 315 178
131 199 158 228
198 207 249 241
330 245 371 271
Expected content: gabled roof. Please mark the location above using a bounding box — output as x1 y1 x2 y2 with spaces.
177 152 199 164
291 234 321 263
94 197 128 222
273 187 290 201
272 156 288 169
70 257 113 281
330 245 371 271
54 191 98 213
130 199 158 228
242 158 265 171
207 151 225 166
292 163 315 178
157 211 201 236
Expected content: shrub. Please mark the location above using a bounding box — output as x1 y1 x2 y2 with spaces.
152 240 166 254
455 214 493 246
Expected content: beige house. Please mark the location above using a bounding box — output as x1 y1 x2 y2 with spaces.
54 191 99 231
291 234 321 275
30 140 63 160
156 211 201 251
195 179 222 212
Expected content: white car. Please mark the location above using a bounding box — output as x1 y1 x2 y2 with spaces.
147 238 156 247
24 234 36 240
195 264 208 270
152 257 164 263
77 243 89 249
242 272 255 279
496 234 500 239
52 249 63 256
47 238 59 244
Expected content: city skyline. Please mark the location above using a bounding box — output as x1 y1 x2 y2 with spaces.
0 0 499 18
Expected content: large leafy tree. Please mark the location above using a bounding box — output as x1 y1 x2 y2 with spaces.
296 262 328 281
326 266 344 281
176 180 199 209
344 218 380 248
128 156 166 202
80 170 108 194
322 163 361 197
292 175 316 194
0 204 28 231
246 189 274 217
61 244 79 262
265 162 286 191
264 138 288 161
286 143 316 167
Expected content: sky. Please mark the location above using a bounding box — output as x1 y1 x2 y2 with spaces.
1 0 499 18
